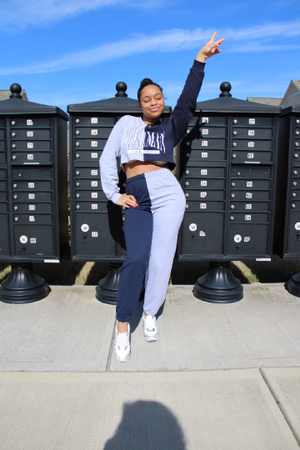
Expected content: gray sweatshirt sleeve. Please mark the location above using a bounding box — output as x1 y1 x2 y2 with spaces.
99 117 124 204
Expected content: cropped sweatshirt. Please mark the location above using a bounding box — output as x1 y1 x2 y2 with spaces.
99 60 205 204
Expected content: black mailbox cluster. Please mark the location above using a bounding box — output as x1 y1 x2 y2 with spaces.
0 84 68 303
177 83 280 262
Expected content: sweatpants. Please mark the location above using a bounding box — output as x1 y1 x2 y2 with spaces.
116 168 186 323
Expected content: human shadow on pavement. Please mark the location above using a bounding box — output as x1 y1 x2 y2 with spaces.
104 400 186 450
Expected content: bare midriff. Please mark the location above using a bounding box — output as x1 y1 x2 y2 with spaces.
124 161 167 179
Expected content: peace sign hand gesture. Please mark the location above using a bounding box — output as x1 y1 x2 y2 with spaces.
196 32 225 63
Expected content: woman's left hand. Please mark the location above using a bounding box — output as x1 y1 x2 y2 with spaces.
196 32 225 63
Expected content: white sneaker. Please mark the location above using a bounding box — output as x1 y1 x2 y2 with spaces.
114 323 131 362
143 314 159 342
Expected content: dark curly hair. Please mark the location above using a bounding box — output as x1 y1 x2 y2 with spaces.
137 78 163 101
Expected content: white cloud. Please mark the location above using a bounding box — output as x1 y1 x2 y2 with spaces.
0 0 164 31
1 20 300 75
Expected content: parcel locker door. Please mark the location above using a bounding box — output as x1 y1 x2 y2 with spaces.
14 225 55 257
179 212 224 258
226 224 269 257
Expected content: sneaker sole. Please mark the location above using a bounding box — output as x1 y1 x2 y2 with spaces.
144 333 159 342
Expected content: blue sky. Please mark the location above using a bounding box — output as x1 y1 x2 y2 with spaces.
1 0 300 113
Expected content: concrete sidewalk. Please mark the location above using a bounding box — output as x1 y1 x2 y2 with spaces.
0 283 300 449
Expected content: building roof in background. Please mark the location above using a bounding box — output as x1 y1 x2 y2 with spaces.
246 97 282 106
0 89 28 101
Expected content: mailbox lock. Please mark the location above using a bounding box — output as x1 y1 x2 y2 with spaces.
12 155 17 160
293 192 297 197
14 217 19 222
14 206 18 211
232 154 237 159
233 142 237 147
76 193 80 198
296 120 300 124
233 131 238 136
185 193 189 197
189 223 197 232
234 234 242 243
76 171 80 176
11 121 16 126
185 204 189 209
11 132 16 137
295 222 300 231
185 182 190 186
76 119 80 123
12 144 16 149
292 204 296 208
13 194 18 199
76 205 80 209
185 170 190 175
293 181 298 186
76 182 80 187
20 235 28 244
230 205 235 209
296 131 300 135
75 142 80 147
13 183 17 188
76 130 80 135
294 170 298 175
230 216 235 220
295 154 299 159
76 154 80 158
295 143 300 147
234 119 238 124
81 224 89 233
231 182 236 187
186 153 190 157
231 193 235 198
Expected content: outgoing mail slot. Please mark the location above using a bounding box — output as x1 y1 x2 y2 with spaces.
232 151 273 163
11 152 52 164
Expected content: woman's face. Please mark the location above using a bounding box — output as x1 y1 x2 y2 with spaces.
139 84 164 123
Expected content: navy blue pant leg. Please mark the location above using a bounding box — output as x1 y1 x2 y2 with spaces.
116 176 153 322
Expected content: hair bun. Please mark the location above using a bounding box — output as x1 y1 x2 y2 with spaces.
140 78 154 89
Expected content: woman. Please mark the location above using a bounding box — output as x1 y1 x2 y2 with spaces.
100 32 225 362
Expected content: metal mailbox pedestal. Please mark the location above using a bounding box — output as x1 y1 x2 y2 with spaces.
68 82 171 304
0 84 69 303
177 82 280 302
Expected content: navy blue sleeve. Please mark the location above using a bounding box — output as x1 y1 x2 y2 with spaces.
171 60 205 146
